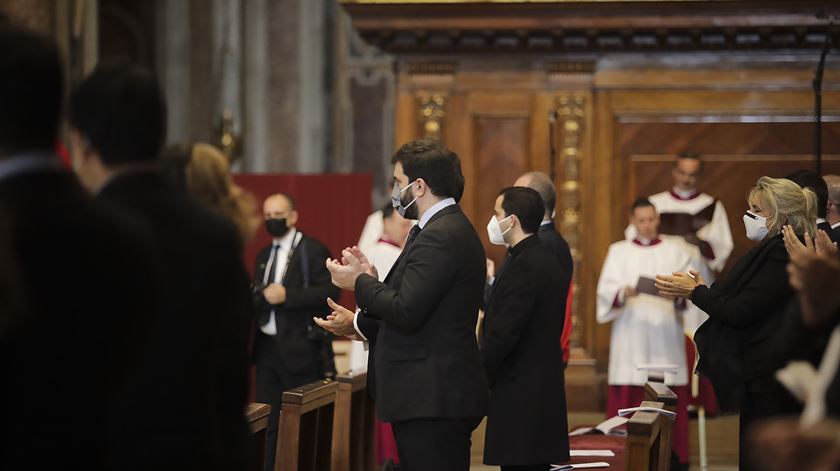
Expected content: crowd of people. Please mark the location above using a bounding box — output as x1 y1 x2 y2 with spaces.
2 19 840 471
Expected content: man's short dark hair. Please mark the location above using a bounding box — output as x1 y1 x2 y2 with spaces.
786 169 828 218
391 139 464 201
0 24 63 155
69 60 166 166
630 197 655 215
675 152 704 173
520 171 556 217
499 186 544 234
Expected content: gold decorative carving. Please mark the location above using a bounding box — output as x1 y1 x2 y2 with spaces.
556 95 585 346
418 94 446 140
216 109 242 163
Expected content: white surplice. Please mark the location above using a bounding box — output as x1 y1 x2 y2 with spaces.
625 189 734 335
596 236 698 386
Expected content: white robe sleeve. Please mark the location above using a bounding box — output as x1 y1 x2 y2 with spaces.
696 200 734 272
596 244 627 324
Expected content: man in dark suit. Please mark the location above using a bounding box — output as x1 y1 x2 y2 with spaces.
481 187 570 471
824 175 840 240
253 192 340 471
68 61 253 470
787 170 840 244
0 25 157 469
513 171 574 365
320 140 489 471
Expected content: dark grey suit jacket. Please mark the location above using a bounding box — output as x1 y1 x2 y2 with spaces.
355 204 489 423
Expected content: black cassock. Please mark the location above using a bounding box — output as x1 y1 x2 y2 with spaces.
481 235 570 466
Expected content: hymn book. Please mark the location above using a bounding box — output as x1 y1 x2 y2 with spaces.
658 201 717 236
551 463 610 470
568 415 628 437
617 406 677 420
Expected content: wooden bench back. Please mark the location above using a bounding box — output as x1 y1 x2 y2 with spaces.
625 400 672 471
276 379 339 471
246 403 271 471
331 372 375 471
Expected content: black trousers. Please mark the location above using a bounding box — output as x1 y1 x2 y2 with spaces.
255 364 321 471
390 416 482 471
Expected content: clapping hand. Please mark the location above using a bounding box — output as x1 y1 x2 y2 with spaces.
655 270 705 299
325 246 377 291
783 225 838 258
787 236 840 328
313 297 361 340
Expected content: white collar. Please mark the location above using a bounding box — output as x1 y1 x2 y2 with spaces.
832 221 840 230
272 227 298 250
817 218 827 225
540 219 552 227
418 198 456 229
0 152 60 183
672 187 699 200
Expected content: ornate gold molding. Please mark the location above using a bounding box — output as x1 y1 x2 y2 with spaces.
418 93 446 140
556 95 584 346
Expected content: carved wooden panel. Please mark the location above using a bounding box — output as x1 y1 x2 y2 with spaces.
472 115 531 265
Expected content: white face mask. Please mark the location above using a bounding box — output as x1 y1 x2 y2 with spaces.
743 210 769 241
486 214 513 246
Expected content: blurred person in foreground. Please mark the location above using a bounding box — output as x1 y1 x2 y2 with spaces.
69 61 253 470
749 225 840 471
0 25 156 468
163 142 260 243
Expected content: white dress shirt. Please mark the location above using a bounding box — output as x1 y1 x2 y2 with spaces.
260 228 301 335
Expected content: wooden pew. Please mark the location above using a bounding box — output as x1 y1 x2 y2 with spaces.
276 379 339 471
625 400 672 471
331 372 376 471
643 381 677 468
246 403 271 471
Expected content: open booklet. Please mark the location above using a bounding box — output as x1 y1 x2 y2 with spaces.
617 406 677 420
568 415 628 437
551 462 610 470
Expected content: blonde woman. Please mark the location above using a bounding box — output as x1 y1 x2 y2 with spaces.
656 176 817 471
163 143 259 244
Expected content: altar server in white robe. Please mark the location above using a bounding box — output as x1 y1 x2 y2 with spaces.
599 197 697 469
625 153 733 335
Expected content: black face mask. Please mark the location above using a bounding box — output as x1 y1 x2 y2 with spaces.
265 218 289 237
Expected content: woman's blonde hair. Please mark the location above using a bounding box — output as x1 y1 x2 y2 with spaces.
173 143 259 243
749 176 817 238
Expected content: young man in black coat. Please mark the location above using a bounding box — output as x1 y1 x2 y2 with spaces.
69 62 253 470
480 187 570 471
513 171 574 366
0 25 157 469
321 140 489 471
253 192 340 471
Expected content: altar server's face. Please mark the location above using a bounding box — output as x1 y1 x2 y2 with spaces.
631 205 660 240
672 158 701 192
